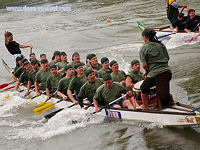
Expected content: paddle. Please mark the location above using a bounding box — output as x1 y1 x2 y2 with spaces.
157 33 175 39
0 82 13 89
93 94 127 114
2 85 15 91
2 58 13 73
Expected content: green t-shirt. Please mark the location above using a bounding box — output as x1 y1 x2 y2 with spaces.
97 68 112 78
69 62 85 69
28 68 40 85
68 75 87 95
78 78 103 102
127 70 144 84
35 69 51 90
46 72 64 94
48 60 56 67
83 64 90 71
14 66 25 78
91 63 102 71
93 82 127 105
57 77 73 95
139 41 171 77
111 70 126 82
19 70 29 85
56 62 69 70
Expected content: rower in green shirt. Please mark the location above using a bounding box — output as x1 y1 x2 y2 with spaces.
97 57 112 78
57 65 74 100
93 74 135 112
83 53 102 72
78 68 103 107
48 51 61 67
56 51 69 72
46 65 64 99
67 63 87 104
125 59 144 90
110 60 126 86
35 59 51 96
69 52 85 69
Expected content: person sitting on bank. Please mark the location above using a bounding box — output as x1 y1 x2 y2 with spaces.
25 59 40 96
14 61 32 91
48 51 61 66
4 31 33 60
46 65 64 100
78 68 104 108
67 63 87 104
69 52 85 68
110 60 126 85
125 59 144 91
167 0 187 25
171 13 188 32
185 9 200 33
139 28 172 109
93 74 135 112
35 59 51 96
56 52 69 72
57 65 74 100
97 57 112 78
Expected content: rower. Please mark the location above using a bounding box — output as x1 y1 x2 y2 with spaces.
25 59 40 96
110 60 126 86
67 63 87 104
83 53 102 72
4 31 33 60
29 53 36 61
97 57 112 78
167 0 187 25
93 74 135 112
139 28 172 109
125 59 144 91
14 61 32 91
57 65 74 100
12 59 28 82
13 56 24 73
185 9 200 33
46 65 64 100
56 51 69 72
78 68 103 108
40 53 47 60
34 59 51 96
171 13 188 32
69 52 85 69
48 51 61 66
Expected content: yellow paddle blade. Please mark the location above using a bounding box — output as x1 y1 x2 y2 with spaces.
34 101 46 108
0 95 11 101
33 102 56 115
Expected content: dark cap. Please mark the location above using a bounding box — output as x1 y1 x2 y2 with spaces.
85 68 94 77
103 73 112 81
110 60 118 67
6 32 13 37
74 63 83 69
142 28 156 38
23 61 30 66
53 51 61 56
40 59 48 64
86 53 96 60
72 52 79 57
40 53 46 58
101 57 109 64
49 64 57 70
64 65 73 71
29 53 35 56
16 56 23 62
22 59 28 63
60 52 67 56
31 59 39 65
131 59 140 66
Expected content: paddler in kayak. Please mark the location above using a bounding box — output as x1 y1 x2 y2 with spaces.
139 28 172 109
167 0 187 25
4 31 33 59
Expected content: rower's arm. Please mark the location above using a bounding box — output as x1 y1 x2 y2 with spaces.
46 88 51 99
14 81 21 91
141 62 148 76
67 90 78 103
93 99 101 112
57 91 67 100
34 82 40 96
125 76 134 89
19 45 33 49
25 81 32 95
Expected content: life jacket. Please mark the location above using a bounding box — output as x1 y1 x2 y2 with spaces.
167 0 179 19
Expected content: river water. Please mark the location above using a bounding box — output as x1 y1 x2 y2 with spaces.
0 0 200 149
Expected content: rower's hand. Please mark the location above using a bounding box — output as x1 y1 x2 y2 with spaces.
47 96 51 100
73 100 79 105
63 96 68 101
25 91 29 96
127 91 133 97
95 107 101 112
36 92 40 97
29 45 33 49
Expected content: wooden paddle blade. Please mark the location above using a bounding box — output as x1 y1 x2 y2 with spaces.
33 102 56 115
0 83 10 89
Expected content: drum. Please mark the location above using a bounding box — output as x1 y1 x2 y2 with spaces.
133 80 157 105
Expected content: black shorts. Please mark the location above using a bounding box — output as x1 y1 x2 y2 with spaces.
140 77 155 94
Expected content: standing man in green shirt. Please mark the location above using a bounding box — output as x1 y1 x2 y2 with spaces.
110 60 126 85
78 68 103 107
67 63 87 105
93 74 135 112
46 65 64 99
97 57 112 78
139 28 172 109
125 59 144 90
57 65 74 100
35 59 51 96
